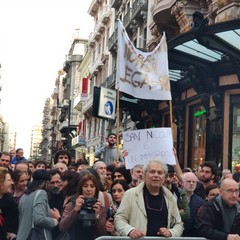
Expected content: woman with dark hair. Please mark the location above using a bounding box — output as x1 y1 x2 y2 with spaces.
0 167 18 240
60 170 81 207
17 170 61 240
59 174 108 240
11 169 29 204
105 179 129 236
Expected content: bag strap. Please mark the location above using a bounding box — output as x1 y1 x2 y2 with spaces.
103 191 110 209
31 190 41 228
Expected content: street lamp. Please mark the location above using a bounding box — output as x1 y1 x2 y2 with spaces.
45 126 55 166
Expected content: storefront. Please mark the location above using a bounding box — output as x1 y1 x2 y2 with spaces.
165 18 240 170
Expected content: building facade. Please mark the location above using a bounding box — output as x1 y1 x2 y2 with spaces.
41 0 240 171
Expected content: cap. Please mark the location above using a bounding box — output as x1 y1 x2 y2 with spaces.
32 169 51 181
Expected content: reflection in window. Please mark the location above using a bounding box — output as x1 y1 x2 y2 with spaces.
189 106 206 170
231 96 240 172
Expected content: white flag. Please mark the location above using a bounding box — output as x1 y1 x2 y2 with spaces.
116 19 171 100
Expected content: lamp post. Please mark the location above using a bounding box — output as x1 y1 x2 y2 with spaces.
45 126 55 165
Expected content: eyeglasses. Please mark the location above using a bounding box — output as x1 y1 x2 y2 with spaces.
221 189 239 195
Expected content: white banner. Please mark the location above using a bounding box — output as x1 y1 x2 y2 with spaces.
123 128 175 169
116 19 171 100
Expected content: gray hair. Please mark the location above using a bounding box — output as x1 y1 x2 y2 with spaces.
92 161 106 170
143 159 168 176
131 164 144 172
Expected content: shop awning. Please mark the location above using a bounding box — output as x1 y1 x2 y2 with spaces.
168 18 240 82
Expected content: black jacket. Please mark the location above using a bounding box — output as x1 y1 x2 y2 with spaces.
196 196 240 240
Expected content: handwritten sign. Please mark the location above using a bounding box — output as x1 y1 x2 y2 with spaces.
116 20 171 100
123 128 175 169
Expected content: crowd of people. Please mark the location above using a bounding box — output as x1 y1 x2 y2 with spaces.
0 134 240 240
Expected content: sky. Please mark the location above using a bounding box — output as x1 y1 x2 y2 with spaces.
0 0 93 157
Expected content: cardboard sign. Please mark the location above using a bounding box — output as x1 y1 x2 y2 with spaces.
123 127 175 169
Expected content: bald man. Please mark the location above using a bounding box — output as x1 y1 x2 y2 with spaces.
181 172 204 236
197 178 240 240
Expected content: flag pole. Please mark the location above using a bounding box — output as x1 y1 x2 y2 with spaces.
116 88 120 162
169 100 173 132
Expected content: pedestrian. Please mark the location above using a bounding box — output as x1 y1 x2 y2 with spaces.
54 150 71 167
17 170 60 240
11 169 29 204
105 179 129 236
0 167 18 240
11 148 27 164
196 178 240 240
114 159 184 238
94 133 127 166
181 172 204 236
59 174 108 240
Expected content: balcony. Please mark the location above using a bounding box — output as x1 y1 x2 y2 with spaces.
108 27 118 52
111 0 121 9
82 94 93 114
95 22 105 34
90 55 104 75
132 0 148 21
98 5 111 25
101 70 116 88
73 92 88 111
123 8 133 30
89 32 96 48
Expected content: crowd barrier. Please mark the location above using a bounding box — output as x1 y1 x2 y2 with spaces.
96 237 208 240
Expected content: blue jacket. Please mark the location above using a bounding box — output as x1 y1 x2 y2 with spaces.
11 156 28 164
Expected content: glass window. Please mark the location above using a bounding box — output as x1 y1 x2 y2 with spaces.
189 105 207 169
230 95 240 172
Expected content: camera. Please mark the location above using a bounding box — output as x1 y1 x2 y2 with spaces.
82 197 97 210
78 197 98 227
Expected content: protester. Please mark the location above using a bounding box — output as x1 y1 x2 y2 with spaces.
196 178 240 240
11 148 27 164
164 165 190 226
128 164 143 188
204 184 219 201
54 149 71 166
87 168 112 208
0 167 18 240
11 169 29 204
0 152 12 170
194 161 218 199
112 166 131 184
47 169 65 240
114 159 183 238
181 172 204 236
106 165 115 181
76 152 88 165
92 161 108 190
28 161 36 174
17 170 60 240
35 160 47 170
53 162 68 174
105 179 129 236
60 170 81 207
14 161 29 173
59 174 108 240
94 133 127 166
